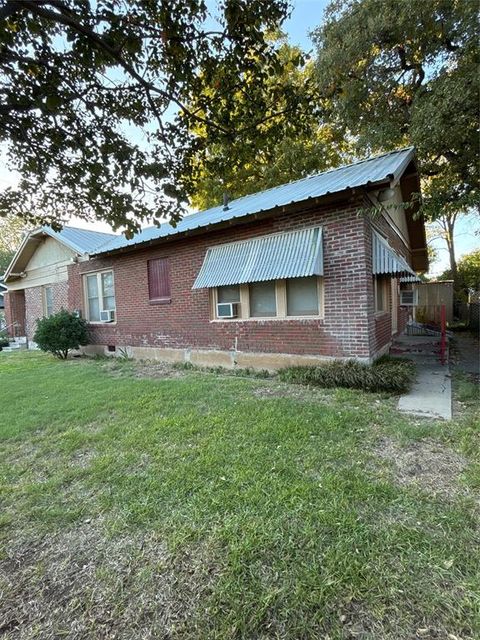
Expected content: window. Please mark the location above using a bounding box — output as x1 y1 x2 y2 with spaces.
286 277 319 316
44 286 53 317
148 258 171 303
213 278 323 320
217 285 240 304
374 277 387 312
249 281 276 317
85 271 116 322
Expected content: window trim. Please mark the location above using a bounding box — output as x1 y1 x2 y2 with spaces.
148 257 171 305
83 269 117 324
211 277 324 322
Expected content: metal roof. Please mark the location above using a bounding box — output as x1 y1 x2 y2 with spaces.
41 226 117 254
193 227 323 289
2 225 118 282
94 146 416 256
373 231 416 277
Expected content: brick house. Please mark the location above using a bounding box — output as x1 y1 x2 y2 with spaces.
3 226 116 339
3 147 428 369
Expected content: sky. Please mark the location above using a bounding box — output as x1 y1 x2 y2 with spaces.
1 0 478 276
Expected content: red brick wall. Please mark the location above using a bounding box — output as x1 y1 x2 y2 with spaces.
3 290 25 337
367 208 414 354
24 281 69 341
68 200 378 360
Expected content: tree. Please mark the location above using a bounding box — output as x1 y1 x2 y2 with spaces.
0 215 28 273
183 36 350 210
439 250 480 302
0 0 292 235
312 0 479 281
33 309 89 359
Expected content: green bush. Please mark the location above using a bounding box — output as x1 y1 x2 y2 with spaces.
278 358 415 394
34 309 89 359
0 331 9 349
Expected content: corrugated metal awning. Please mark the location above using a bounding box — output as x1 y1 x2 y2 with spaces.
400 275 422 283
193 227 323 289
373 231 416 277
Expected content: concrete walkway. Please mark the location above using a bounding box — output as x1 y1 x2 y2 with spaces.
398 363 452 420
392 335 452 420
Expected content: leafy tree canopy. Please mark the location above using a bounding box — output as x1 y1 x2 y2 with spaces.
440 249 480 294
184 35 351 210
0 214 28 273
0 0 293 235
312 0 479 221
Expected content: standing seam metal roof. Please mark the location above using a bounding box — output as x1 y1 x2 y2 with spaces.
93 147 416 255
193 227 323 288
41 226 118 254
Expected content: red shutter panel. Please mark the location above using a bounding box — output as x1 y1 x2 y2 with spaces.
148 258 171 302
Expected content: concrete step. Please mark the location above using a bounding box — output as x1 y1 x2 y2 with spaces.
2 343 27 352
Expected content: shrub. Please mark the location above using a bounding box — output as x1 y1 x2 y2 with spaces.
34 310 89 359
278 359 415 394
0 329 9 349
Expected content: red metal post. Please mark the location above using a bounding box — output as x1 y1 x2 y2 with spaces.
440 304 447 365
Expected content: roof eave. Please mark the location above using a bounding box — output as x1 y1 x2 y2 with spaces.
3 227 86 283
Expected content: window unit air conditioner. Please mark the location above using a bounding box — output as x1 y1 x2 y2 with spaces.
217 302 238 318
100 309 115 323
400 290 418 306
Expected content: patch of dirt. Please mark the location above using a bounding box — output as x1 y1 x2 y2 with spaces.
100 359 187 380
70 449 97 468
337 599 469 640
252 382 334 403
374 437 471 499
0 518 223 640
132 361 187 380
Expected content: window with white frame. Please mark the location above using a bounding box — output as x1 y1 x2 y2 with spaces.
43 286 53 317
85 271 116 322
214 277 322 320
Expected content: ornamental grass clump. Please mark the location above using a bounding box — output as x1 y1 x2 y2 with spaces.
34 309 89 359
279 358 415 394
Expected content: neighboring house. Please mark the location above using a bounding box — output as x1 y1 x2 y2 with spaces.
3 226 117 341
4 147 428 367
417 280 454 325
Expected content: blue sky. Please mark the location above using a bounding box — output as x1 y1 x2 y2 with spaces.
1 0 477 275
284 0 330 49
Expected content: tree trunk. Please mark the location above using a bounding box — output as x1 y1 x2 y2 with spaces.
445 215 458 287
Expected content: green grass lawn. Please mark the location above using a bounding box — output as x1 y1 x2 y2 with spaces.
0 351 478 639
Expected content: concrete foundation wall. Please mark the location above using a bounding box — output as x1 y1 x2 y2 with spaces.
81 343 372 371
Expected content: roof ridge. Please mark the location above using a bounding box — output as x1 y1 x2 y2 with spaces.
93 145 417 255
133 146 415 235
206 145 415 209
59 224 117 236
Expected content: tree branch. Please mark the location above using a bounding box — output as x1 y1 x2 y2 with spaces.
12 0 232 135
